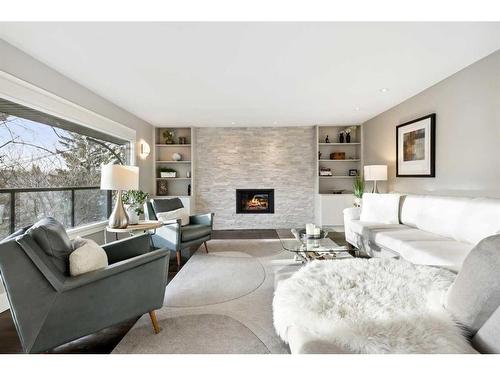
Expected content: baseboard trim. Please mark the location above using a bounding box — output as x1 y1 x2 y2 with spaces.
0 292 9 313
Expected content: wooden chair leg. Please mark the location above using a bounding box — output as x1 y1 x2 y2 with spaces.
176 250 181 271
149 310 161 334
203 241 209 253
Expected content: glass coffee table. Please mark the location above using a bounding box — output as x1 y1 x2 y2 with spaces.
277 228 353 262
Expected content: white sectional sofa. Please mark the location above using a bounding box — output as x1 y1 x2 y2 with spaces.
344 193 500 272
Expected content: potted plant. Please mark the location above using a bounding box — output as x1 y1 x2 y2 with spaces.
353 175 365 207
163 130 175 144
122 190 149 225
160 167 177 178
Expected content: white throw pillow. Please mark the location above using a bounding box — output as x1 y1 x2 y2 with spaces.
69 237 108 276
360 193 401 224
156 208 189 226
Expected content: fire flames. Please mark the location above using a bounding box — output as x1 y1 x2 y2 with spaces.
246 195 269 210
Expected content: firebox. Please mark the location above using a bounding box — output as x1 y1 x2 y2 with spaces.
236 189 274 214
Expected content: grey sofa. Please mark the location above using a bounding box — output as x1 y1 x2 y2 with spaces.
0 218 169 353
144 198 214 269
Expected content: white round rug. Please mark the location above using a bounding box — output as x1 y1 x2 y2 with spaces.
164 251 266 307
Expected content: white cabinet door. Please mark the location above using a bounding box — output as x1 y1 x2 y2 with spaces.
319 194 354 226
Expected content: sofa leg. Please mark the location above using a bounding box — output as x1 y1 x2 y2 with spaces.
149 310 161 334
203 241 209 253
176 251 181 271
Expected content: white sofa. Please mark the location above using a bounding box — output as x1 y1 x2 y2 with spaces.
344 193 500 272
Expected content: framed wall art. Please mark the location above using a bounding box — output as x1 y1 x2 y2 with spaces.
396 113 436 177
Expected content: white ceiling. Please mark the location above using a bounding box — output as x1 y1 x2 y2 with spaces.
0 22 499 127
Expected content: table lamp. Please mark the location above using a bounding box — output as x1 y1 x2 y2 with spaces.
100 164 139 228
364 165 387 193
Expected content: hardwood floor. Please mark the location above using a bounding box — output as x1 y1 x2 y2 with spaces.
0 228 281 354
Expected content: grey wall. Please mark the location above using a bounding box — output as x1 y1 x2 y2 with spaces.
363 50 500 197
195 127 315 229
0 40 155 193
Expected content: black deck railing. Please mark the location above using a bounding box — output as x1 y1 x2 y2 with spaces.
0 186 112 234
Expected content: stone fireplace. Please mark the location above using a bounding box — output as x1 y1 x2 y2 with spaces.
236 189 274 214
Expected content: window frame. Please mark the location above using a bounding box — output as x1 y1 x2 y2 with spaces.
0 70 137 237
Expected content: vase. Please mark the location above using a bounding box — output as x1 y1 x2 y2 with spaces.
339 133 344 143
125 205 139 225
346 133 351 143
172 153 182 161
354 197 362 207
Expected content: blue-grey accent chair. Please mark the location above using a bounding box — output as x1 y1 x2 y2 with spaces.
144 198 214 269
0 217 169 353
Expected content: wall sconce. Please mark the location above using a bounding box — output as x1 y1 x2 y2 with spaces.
139 141 151 159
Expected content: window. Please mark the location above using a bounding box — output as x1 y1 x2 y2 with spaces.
0 98 130 238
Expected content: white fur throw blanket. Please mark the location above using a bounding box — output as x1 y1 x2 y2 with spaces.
273 258 474 354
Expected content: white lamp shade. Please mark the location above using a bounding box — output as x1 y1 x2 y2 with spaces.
100 164 139 191
364 165 388 181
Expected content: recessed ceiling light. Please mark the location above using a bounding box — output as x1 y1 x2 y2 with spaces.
379 88 389 93
355 107 360 111
273 121 278 125
231 121 236 125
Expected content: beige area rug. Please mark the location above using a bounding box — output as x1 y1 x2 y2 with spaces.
113 239 300 354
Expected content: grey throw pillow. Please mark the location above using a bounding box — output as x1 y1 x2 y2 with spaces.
446 234 500 335
152 198 184 213
26 217 73 275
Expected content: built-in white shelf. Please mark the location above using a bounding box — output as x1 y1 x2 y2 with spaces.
155 144 191 147
318 142 361 146
319 159 361 162
316 124 363 226
156 160 191 163
154 127 194 200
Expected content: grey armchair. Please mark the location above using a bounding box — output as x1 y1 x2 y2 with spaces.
144 198 214 269
0 217 169 353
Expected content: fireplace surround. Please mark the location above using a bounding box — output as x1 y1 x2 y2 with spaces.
236 189 274 214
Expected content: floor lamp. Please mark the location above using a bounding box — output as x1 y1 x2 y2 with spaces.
101 164 139 229
364 165 387 193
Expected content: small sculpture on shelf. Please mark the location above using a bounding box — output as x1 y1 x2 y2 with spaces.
172 152 182 161
344 126 357 143
318 151 322 160
325 135 330 143
163 130 175 144
338 131 345 143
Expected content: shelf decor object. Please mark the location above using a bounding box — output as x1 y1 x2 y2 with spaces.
330 152 346 160
163 129 175 144
157 180 169 196
100 164 139 229
396 113 436 177
364 165 387 193
160 168 177 178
